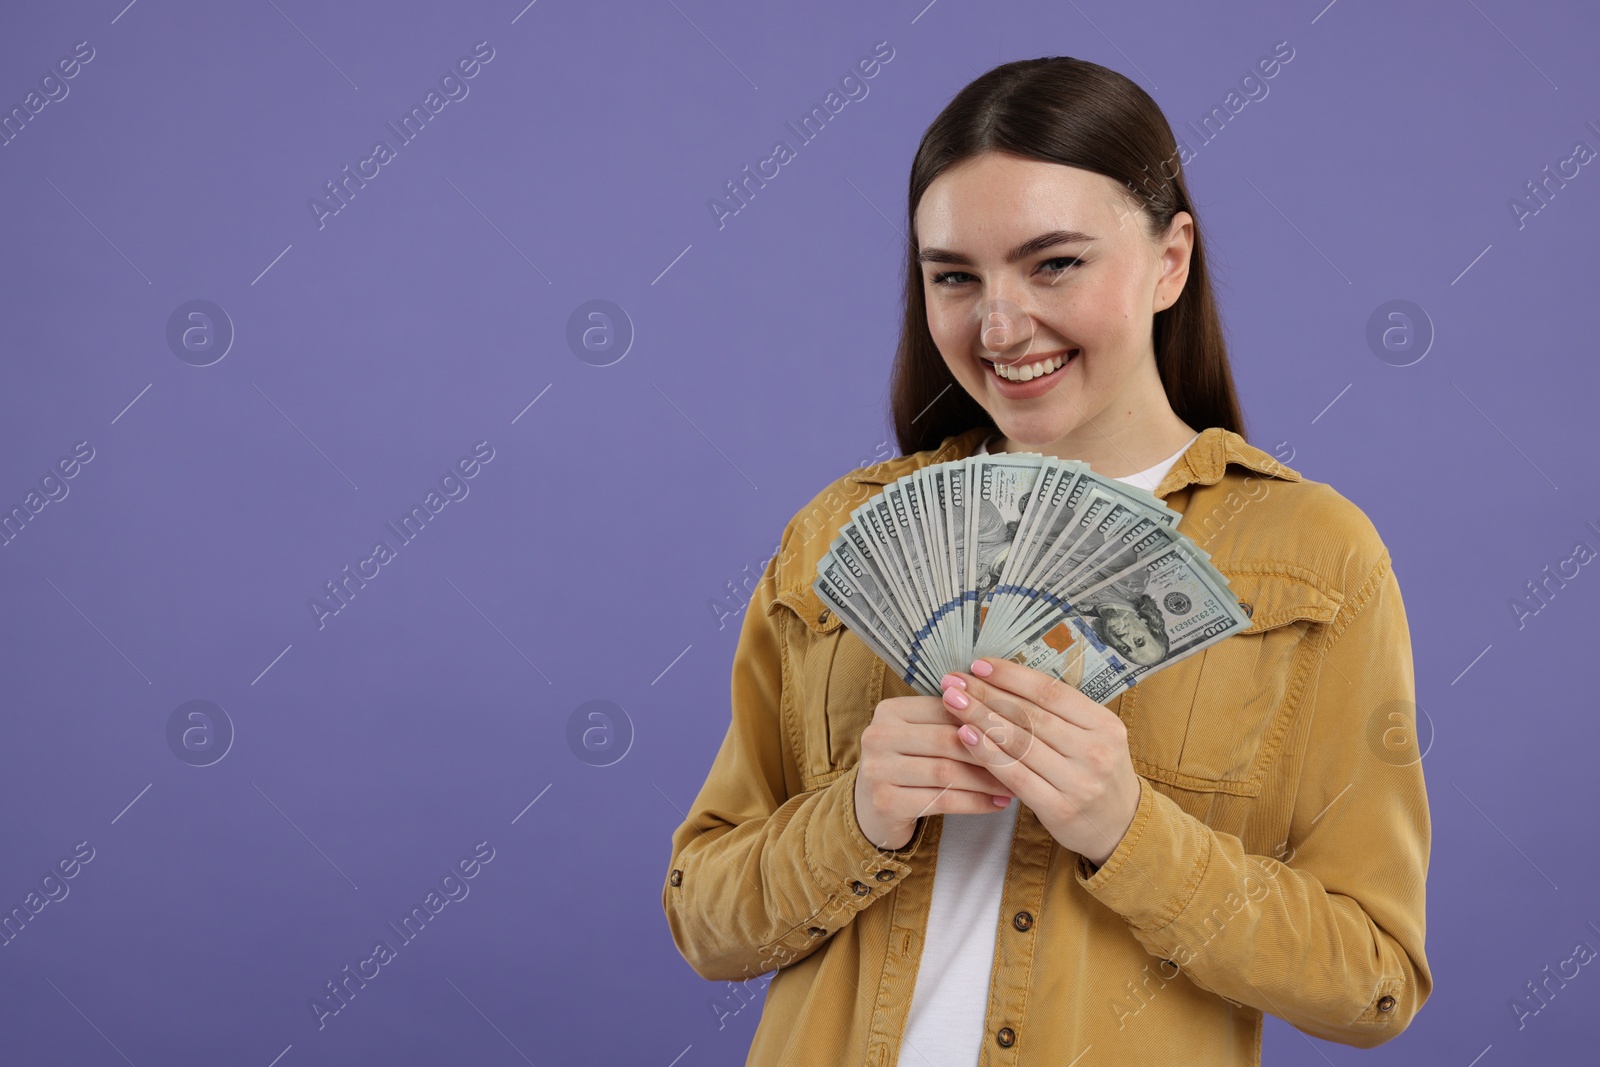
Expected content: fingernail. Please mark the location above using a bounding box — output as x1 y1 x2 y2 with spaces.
959 724 980 745
993 795 1010 807
944 688 969 710
971 659 994 677
940 673 966 690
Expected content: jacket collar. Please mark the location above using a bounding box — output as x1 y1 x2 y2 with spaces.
846 425 1300 499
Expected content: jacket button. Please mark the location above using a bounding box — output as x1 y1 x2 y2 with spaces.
669 869 682 886
850 880 871 896
818 609 832 624
1012 910 1033 932
996 1026 1015 1048
875 869 896 881
807 926 826 937
1238 600 1253 618
1377 994 1396 1012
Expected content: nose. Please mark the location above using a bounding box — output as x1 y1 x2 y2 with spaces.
975 295 1037 355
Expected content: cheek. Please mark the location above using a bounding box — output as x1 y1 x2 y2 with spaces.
1060 272 1136 332
926 302 976 371
925 297 968 346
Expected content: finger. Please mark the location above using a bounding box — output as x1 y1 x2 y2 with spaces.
891 785 1018 817
963 657 1105 730
944 674 1072 781
883 751 1014 796
940 680 1065 770
889 722 1006 767
951 719 1061 815
882 694 973 726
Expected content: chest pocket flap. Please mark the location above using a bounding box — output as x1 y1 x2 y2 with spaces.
1126 564 1343 797
769 583 844 634
772 582 886 787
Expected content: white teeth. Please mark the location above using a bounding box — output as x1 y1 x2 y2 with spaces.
990 352 1070 382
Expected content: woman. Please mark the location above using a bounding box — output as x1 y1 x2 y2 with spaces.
664 56 1430 1066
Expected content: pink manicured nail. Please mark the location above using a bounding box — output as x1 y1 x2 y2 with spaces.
944 688 969 709
940 673 966 690
971 659 994 677
958 724 980 745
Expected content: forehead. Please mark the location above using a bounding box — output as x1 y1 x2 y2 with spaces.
915 153 1127 244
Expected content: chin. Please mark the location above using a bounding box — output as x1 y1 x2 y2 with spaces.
990 407 1082 447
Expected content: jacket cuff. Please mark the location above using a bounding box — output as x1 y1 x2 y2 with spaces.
1074 775 1213 932
803 762 930 898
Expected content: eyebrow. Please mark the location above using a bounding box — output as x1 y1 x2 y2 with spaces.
916 229 1098 267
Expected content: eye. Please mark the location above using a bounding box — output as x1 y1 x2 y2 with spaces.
928 258 1084 288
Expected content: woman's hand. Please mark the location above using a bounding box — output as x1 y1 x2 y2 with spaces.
854 694 1018 851
939 657 1141 868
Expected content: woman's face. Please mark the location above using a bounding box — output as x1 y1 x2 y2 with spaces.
915 151 1193 451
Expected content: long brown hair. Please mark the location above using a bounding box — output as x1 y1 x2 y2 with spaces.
890 56 1246 456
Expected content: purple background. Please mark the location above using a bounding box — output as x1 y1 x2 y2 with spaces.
1 0 1595 1063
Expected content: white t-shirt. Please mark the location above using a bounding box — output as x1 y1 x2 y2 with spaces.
894 430 1198 1067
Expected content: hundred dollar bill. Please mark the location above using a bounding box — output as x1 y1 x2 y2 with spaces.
1001 538 1252 704
990 460 1078 598
1013 499 1221 646
818 539 918 663
852 493 929 657
919 465 960 673
984 494 1188 653
911 468 952 673
942 461 971 669
963 453 1046 658
1019 477 1185 591
979 473 1203 659
860 481 955 689
814 560 943 694
812 450 1246 703
977 485 1155 657
828 520 916 650
887 478 946 678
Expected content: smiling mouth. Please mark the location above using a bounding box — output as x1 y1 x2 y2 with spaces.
981 349 1079 382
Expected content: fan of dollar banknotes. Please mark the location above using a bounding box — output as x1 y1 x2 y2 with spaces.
812 451 1253 705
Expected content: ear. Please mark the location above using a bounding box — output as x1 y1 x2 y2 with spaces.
1155 211 1195 312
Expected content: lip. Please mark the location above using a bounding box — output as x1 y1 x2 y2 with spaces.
980 348 1078 399
984 348 1076 369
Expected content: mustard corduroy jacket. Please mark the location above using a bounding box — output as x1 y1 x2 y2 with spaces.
663 425 1432 1066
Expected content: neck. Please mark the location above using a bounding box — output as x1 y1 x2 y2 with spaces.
993 409 1197 478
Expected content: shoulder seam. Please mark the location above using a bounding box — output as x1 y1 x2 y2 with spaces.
1322 550 1393 655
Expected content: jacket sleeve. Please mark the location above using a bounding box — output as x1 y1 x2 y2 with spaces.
662 545 934 983
1073 550 1432 1047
